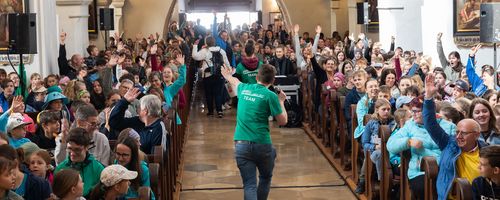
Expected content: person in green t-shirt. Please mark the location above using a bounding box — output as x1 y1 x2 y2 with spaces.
221 63 288 200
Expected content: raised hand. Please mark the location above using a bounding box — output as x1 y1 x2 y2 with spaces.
470 43 482 57
60 32 67 45
425 73 437 99
136 32 143 40
117 42 124 52
293 24 300 34
437 32 443 41
358 33 366 40
175 54 185 66
391 36 395 42
150 44 158 55
114 32 120 40
315 25 321 34
108 55 119 67
11 96 23 113
221 64 232 78
118 54 126 64
124 88 141 103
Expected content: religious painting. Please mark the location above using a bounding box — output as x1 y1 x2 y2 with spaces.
88 0 98 34
453 0 500 36
0 0 24 50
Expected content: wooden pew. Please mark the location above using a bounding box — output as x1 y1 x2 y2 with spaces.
453 178 473 200
421 156 438 200
321 89 329 146
379 125 393 200
359 115 372 197
148 163 160 199
400 150 412 200
301 70 309 123
338 95 350 170
138 186 151 200
329 91 338 155
351 104 359 183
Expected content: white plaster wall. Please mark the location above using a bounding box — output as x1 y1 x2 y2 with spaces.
378 0 423 52
122 0 176 40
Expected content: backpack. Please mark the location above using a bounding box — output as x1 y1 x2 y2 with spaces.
284 100 303 128
204 49 224 77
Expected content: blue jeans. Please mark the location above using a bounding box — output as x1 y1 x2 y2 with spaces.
235 143 277 200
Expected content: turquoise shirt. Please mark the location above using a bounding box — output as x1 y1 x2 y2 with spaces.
8 137 30 149
163 64 186 125
115 161 155 200
354 95 373 139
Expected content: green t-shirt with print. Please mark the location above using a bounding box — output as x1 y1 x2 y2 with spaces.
235 61 263 84
234 83 283 144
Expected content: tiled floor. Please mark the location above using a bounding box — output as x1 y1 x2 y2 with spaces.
180 95 356 199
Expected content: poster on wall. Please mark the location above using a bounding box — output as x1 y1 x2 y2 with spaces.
88 0 97 34
454 0 500 36
0 0 24 50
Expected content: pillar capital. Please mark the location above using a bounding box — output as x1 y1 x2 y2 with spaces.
56 0 92 6
97 0 112 7
111 0 125 8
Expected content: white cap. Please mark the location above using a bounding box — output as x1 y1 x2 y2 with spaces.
100 164 138 187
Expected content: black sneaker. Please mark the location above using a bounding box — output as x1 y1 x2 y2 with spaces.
354 180 365 194
217 112 224 118
207 112 214 117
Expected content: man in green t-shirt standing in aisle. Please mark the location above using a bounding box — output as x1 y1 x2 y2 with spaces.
221 63 288 200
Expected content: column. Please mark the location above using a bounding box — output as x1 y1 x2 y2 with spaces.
378 0 423 51
56 0 92 57
331 0 340 34
32 0 60 76
110 0 125 36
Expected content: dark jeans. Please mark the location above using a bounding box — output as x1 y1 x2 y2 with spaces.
204 75 225 114
235 143 277 200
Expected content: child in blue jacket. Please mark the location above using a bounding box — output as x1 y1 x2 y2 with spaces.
361 98 395 181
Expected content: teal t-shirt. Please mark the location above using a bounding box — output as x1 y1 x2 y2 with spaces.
234 83 283 144
235 61 263 84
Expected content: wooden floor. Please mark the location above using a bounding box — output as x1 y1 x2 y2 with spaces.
178 92 357 199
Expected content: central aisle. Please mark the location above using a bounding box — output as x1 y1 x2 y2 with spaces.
179 94 356 199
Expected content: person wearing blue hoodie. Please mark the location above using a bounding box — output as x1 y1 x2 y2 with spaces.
465 44 488 97
387 95 456 200
423 73 488 200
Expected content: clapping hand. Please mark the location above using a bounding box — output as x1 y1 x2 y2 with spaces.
408 139 423 149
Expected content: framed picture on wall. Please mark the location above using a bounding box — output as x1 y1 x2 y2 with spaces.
88 0 98 34
453 0 500 36
0 0 24 50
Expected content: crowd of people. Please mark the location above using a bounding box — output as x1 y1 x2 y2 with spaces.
0 8 496 200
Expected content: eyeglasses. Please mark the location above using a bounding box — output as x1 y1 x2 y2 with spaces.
115 152 130 158
456 130 477 137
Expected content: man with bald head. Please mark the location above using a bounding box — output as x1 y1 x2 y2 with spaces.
423 73 488 200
